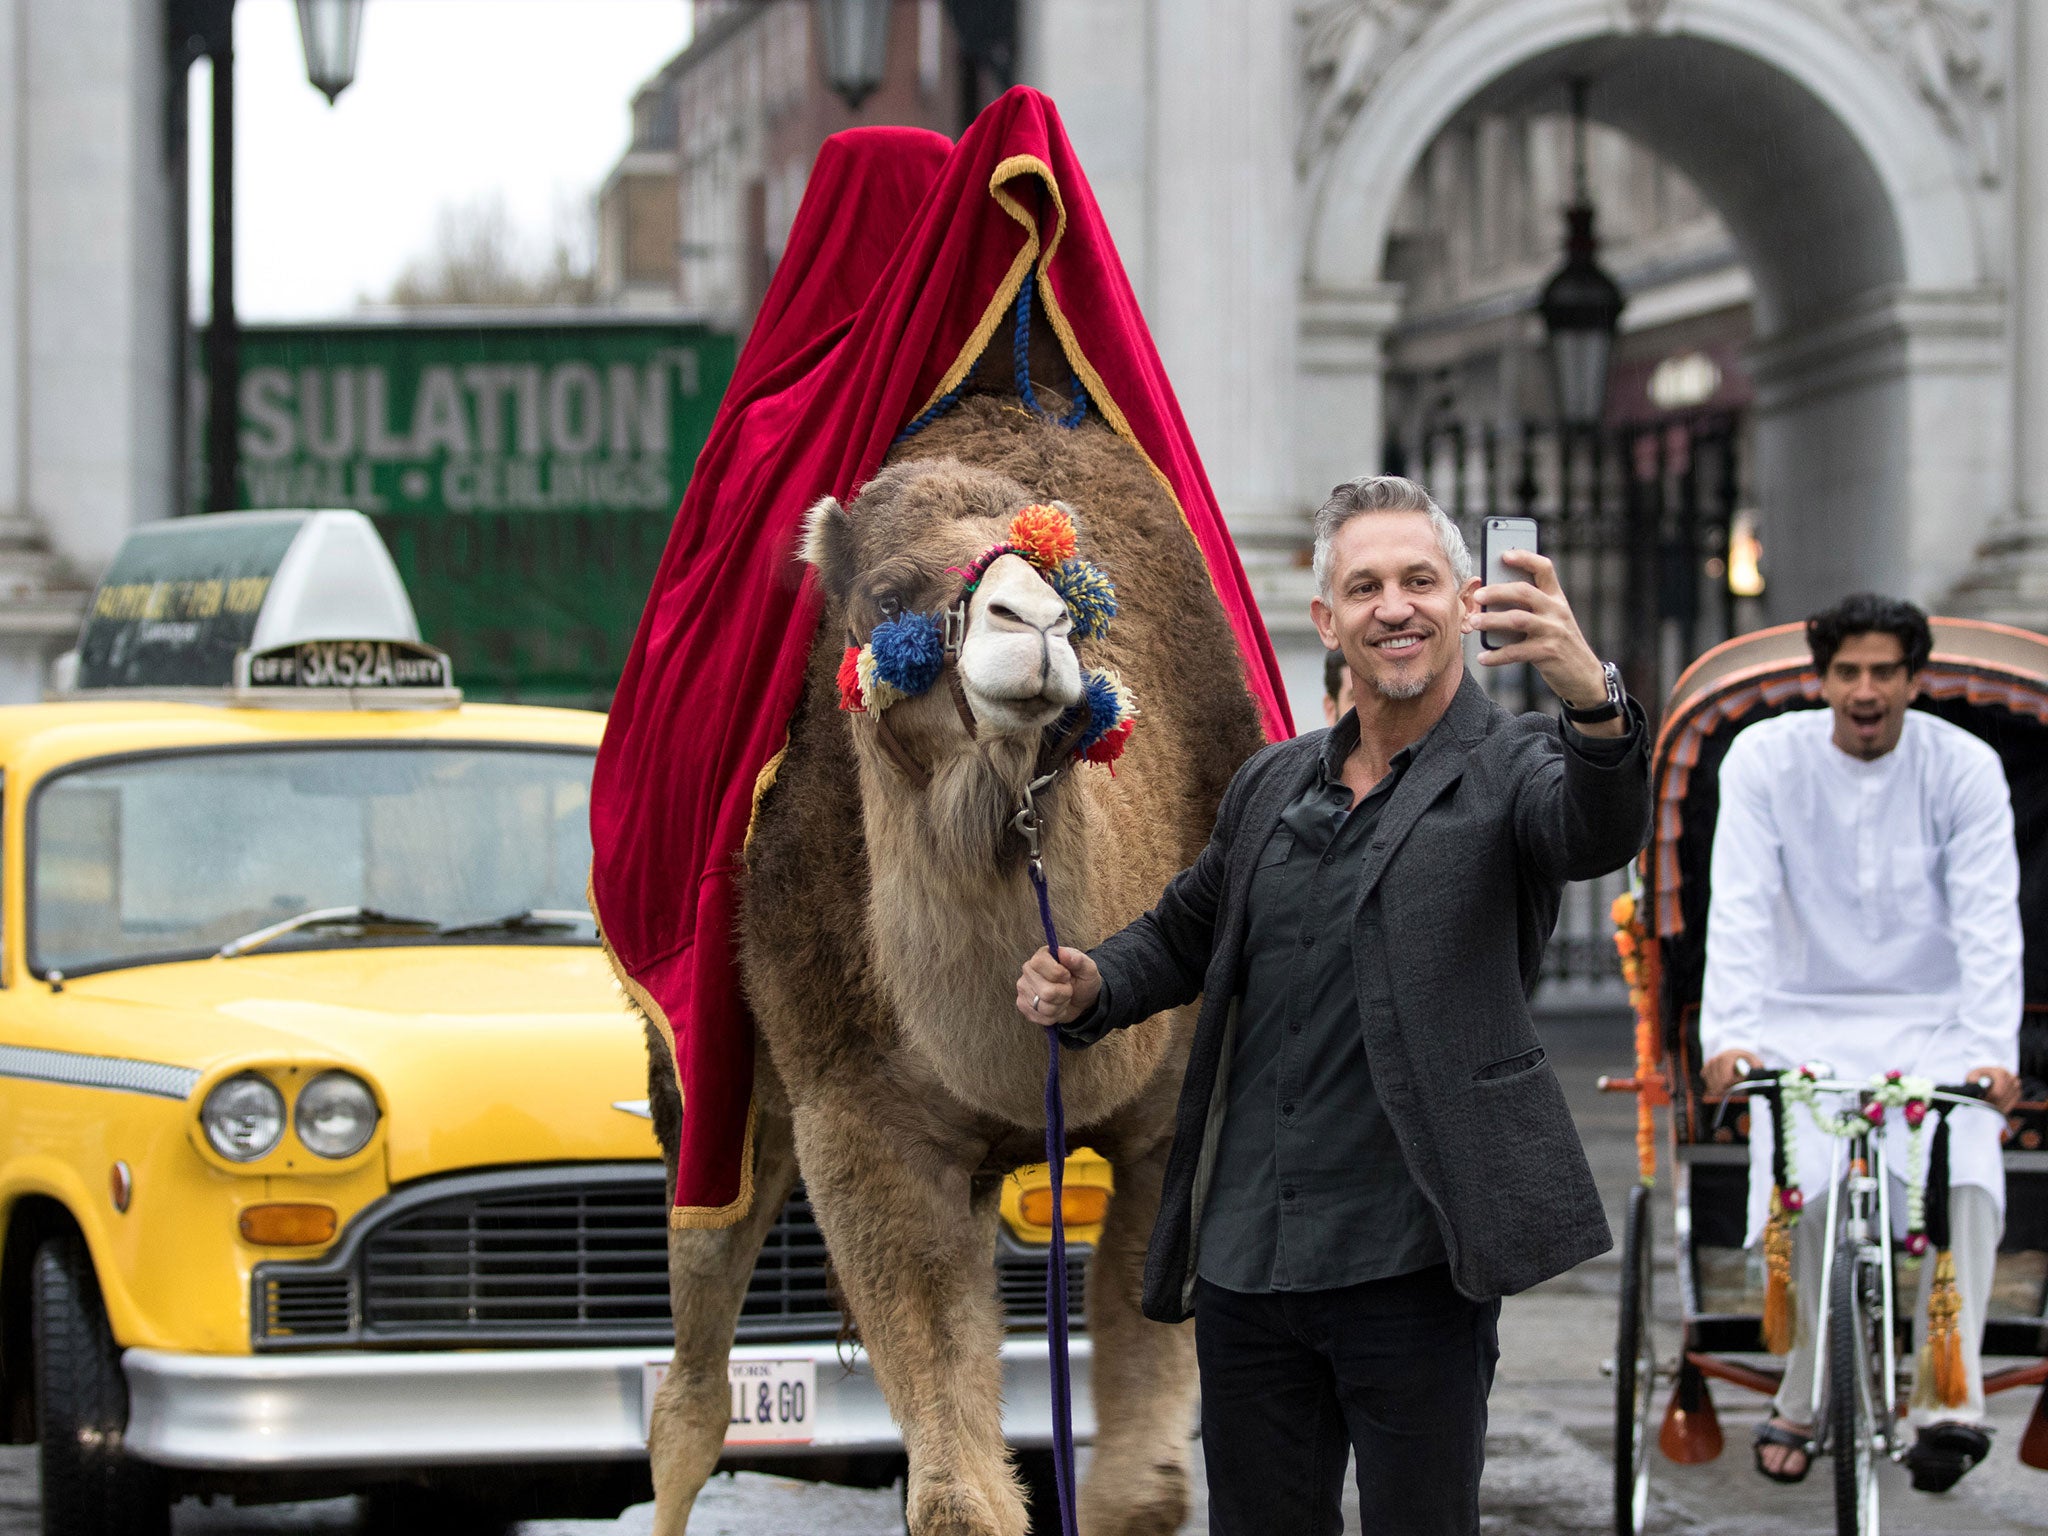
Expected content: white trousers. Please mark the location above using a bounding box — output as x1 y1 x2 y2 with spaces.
1771 1183 1998 1429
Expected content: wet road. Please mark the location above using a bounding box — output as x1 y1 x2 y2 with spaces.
1 1007 2039 1533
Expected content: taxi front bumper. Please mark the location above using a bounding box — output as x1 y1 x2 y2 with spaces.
122 1336 1094 1471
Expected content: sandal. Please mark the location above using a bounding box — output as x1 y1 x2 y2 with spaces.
1905 1421 1990 1493
1752 1417 1814 1484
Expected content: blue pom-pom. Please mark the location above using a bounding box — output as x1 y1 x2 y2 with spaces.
1050 559 1117 640
869 611 945 696
1071 668 1129 755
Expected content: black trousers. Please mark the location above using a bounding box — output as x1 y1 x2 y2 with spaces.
1194 1266 1500 1536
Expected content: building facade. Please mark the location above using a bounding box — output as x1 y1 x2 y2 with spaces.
0 0 178 703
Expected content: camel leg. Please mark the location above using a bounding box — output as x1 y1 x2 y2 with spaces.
794 1096 1023 1536
1080 1136 1195 1536
647 1099 799 1536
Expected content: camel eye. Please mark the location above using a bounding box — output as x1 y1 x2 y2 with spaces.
876 595 901 622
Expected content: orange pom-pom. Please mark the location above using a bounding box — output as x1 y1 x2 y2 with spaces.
1611 891 1637 928
1009 503 1077 569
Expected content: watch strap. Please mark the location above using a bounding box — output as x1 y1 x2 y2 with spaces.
1561 662 1625 724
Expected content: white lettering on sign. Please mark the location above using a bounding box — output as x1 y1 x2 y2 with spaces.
411 366 472 457
246 641 447 689
302 367 357 459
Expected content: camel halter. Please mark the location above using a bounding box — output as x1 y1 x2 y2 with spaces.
835 503 1136 792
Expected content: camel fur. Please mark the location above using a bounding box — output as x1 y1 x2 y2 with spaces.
640 386 1266 1536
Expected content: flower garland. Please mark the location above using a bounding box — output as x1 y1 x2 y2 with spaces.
1757 1065 1962 1400
1609 890 1667 1188
835 503 1136 768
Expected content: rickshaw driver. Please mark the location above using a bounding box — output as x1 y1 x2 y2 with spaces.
1698 593 2024 1492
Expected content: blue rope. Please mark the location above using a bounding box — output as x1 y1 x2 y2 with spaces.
892 386 962 445
1013 275 1090 430
896 275 1090 442
1026 857 1081 1536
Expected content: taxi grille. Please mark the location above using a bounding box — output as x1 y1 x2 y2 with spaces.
252 1165 1087 1350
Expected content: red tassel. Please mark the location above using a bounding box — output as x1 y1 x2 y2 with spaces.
836 646 866 713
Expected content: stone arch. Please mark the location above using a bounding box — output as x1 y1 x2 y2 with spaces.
1297 0 2007 618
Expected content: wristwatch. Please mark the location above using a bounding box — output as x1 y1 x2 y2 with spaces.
1561 661 1626 725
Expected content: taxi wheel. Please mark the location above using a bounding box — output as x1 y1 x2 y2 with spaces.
31 1234 170 1536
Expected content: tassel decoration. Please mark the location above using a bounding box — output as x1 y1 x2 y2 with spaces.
1761 1187 1799 1355
1913 1250 1969 1409
836 646 867 713
1008 503 1078 568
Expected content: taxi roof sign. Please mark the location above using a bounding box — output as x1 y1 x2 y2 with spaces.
55 510 459 707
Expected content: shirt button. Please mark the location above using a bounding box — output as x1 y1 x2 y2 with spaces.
1281 1101 1296 1117
1289 1022 1302 1035
1301 934 1315 948
1281 1186 1297 1201
1321 853 1335 866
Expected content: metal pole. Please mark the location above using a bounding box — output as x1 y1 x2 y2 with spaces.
205 8 236 513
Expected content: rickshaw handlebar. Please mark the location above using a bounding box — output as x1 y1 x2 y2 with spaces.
1727 1074 1996 1112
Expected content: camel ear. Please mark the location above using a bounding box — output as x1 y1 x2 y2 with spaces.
800 495 857 603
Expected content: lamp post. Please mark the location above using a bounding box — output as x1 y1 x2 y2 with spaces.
1537 80 1625 431
814 0 892 110
296 0 365 104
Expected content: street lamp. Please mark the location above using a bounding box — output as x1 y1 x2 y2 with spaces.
815 0 892 110
296 0 365 105
1538 80 1625 430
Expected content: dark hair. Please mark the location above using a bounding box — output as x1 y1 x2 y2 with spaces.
1323 647 1347 703
1805 593 1932 676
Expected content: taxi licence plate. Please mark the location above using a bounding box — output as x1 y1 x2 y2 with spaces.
642 1358 817 1445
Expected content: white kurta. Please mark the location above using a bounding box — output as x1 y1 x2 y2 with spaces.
1697 709 2022 1243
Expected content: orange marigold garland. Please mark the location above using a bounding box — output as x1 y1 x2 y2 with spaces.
1610 888 1665 1188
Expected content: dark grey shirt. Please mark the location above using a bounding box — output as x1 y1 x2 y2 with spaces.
1196 710 1446 1292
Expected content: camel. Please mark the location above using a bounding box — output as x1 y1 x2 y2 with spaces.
638 381 1267 1536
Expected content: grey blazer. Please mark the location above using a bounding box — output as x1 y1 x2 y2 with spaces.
1068 672 1652 1320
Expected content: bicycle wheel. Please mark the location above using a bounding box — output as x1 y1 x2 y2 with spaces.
1828 1247 1882 1536
1613 1183 1656 1535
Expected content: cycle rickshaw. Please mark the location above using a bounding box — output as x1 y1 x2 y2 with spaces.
1600 617 2048 1535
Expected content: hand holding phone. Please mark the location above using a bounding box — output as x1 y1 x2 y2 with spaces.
1480 517 1540 651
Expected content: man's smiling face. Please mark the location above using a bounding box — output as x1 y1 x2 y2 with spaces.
1310 510 1477 706
1820 630 1917 760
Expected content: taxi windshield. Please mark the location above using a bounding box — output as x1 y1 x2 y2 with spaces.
30 745 596 977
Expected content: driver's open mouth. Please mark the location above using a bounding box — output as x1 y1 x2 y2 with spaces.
1371 631 1428 655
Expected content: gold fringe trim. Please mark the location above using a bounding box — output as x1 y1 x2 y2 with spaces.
596 928 758 1231
1761 1189 1798 1355
1914 1250 1969 1409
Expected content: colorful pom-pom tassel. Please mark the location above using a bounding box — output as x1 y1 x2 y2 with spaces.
1081 717 1133 766
1050 558 1117 640
1008 503 1077 569
854 646 905 713
869 611 946 697
1071 668 1138 757
836 646 866 713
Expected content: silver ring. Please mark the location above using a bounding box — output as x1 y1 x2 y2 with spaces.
1032 995 1042 1012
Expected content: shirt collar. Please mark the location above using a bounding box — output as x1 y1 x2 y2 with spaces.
1318 708 1423 787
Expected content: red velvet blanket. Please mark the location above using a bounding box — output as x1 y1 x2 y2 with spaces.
591 90 1293 1226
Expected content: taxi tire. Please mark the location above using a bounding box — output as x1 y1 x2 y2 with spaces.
30 1235 170 1536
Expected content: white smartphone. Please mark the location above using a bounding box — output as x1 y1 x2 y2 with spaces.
1480 516 1540 651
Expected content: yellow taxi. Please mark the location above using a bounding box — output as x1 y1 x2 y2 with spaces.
0 511 1108 1532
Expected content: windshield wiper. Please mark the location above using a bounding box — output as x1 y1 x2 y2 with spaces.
217 906 443 959
435 908 598 939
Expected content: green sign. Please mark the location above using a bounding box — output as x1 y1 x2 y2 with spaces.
204 318 737 707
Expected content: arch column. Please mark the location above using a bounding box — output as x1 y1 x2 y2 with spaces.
1947 0 2048 624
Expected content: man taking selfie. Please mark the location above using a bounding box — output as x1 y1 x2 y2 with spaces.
1016 475 1650 1534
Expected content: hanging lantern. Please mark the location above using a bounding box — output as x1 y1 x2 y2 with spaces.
295 0 365 105
1538 81 1626 430
815 0 893 111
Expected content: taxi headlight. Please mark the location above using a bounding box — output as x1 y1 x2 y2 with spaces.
294 1071 379 1159
202 1073 286 1161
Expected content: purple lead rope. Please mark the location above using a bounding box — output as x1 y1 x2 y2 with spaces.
1026 857 1081 1536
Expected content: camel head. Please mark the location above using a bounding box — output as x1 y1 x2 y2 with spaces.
802 458 1132 780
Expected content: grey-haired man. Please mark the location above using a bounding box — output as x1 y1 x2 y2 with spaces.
1016 476 1651 1533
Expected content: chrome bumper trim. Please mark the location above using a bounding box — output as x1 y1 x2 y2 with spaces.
123 1336 1094 1471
